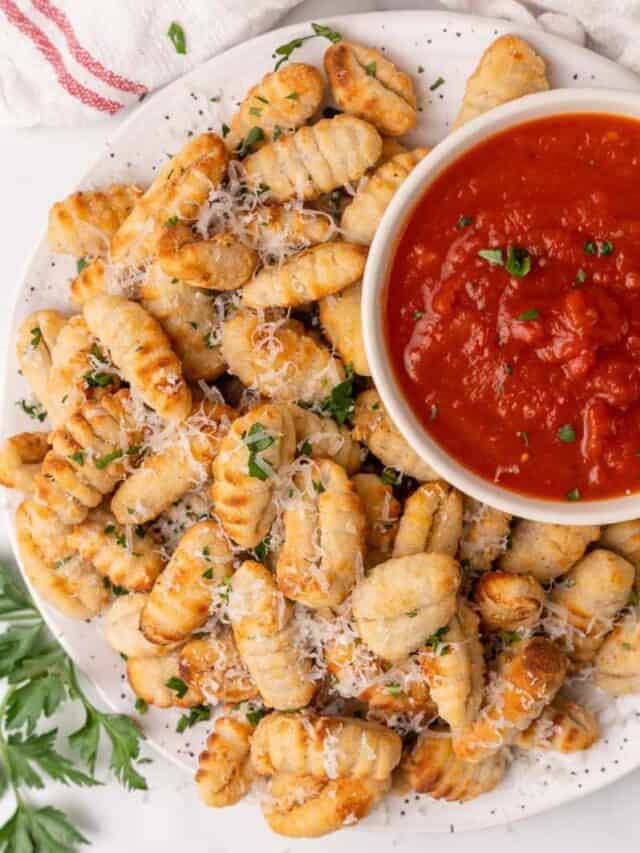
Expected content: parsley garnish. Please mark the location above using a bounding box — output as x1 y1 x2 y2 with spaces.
381 467 401 486
426 625 450 655
478 248 503 265
176 704 210 733
165 677 188 699
16 399 46 422
500 630 521 646
575 268 587 284
135 698 148 715
387 683 403 697
202 568 214 580
249 106 262 116
430 76 445 90
29 327 42 348
517 309 540 321
235 126 265 158
558 424 576 443
94 445 140 470
252 537 271 563
313 480 326 494
506 246 531 277
457 215 473 229
299 439 312 457
600 240 614 255
285 91 299 100
584 240 597 255
83 370 114 388
246 706 268 727
364 61 377 76
566 487 581 502
76 257 88 274
242 422 276 481
221 123 230 139
167 21 187 54
272 22 342 71
165 216 179 227
320 362 355 425
68 451 84 466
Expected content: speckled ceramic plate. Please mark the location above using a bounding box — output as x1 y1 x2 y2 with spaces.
3 9 640 833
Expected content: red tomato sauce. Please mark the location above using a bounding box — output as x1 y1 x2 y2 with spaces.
385 113 640 502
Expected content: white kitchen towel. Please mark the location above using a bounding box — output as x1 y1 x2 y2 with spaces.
0 0 303 127
441 1 640 74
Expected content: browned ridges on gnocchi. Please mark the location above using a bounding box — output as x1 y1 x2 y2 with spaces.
276 459 366 607
452 34 549 130
15 499 107 619
139 263 226 382
67 509 164 592
392 481 463 558
69 258 106 307
221 310 344 405
140 519 233 643
318 282 370 376
459 497 512 571
47 184 142 258
156 222 257 290
0 432 48 492
241 241 366 308
244 205 334 253
110 132 229 265
595 606 640 695
225 63 324 150
499 519 600 581
352 472 400 567
352 552 461 661
230 560 314 710
352 389 439 481
33 389 143 525
600 519 640 576
127 650 203 708
111 398 233 524
324 42 417 136
196 718 256 807
404 731 506 801
340 148 429 245
212 404 296 548
549 549 635 668
473 570 545 633
179 629 258 704
83 293 192 422
289 404 362 474
15 310 67 415
514 697 599 753
244 114 382 202
453 638 567 763
104 594 175 659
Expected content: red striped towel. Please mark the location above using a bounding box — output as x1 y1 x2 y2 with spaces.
0 0 302 127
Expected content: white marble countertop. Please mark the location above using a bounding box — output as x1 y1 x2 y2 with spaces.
1 0 639 850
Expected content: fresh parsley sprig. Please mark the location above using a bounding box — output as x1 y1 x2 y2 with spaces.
272 22 342 71
0 562 148 851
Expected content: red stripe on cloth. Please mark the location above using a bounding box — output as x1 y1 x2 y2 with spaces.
0 0 123 115
32 0 147 95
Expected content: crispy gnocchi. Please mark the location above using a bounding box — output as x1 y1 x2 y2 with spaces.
6 27 636 840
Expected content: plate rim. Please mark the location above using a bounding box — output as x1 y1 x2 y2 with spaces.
3 7 640 833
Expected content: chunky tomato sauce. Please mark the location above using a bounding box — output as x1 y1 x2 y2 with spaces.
386 113 640 502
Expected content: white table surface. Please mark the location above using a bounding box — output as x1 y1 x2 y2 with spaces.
1 0 639 850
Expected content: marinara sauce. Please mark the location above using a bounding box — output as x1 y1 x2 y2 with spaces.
386 113 640 502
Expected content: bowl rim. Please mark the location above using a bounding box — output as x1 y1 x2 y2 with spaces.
362 86 640 525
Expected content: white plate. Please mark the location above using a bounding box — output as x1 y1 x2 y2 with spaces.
3 9 640 834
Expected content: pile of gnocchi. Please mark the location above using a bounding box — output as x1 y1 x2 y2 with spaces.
2 27 639 838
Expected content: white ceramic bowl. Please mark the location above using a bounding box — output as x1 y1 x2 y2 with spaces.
363 87 640 526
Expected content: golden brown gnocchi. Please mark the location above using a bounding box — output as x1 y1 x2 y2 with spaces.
318 282 369 376
514 697 599 752
499 520 600 582
325 42 417 136
459 497 512 571
104 593 176 659
196 717 256 808
352 472 400 568
15 310 67 415
0 432 48 492
179 629 258 704
473 570 545 633
595 607 640 695
127 651 203 708
392 481 463 558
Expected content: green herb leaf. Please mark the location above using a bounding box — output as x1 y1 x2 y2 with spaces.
299 439 312 457
176 704 210 734
517 309 540 321
506 246 532 277
413 310 424 319
16 399 47 422
557 424 576 443
285 91 299 100
320 362 355 425
167 21 187 54
386 682 403 697
575 268 587 284
478 248 503 266
246 706 268 727
6 730 99 789
310 22 342 43
134 698 148 715
426 625 450 655
381 467 401 486
584 240 597 255
457 215 473 229
364 61 377 76
235 126 265 158
628 589 639 607
500 630 521 646
252 537 271 563
165 216 179 227
599 240 614 255
312 480 326 494
29 327 42 348
248 106 262 116
94 448 123 470
221 123 230 139
76 257 89 274
165 677 188 699
566 487 581 502
430 76 445 91
67 451 84 466
83 370 114 388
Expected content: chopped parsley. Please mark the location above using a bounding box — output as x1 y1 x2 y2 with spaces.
285 91 299 100
246 706 268 727
575 268 587 284
203 331 219 349
386 682 403 697
68 451 84 466
30 327 42 348
272 125 283 141
457 215 473 229
165 216 179 227
94 445 140 470
235 126 265 158
600 240 614 255
255 95 269 104
500 630 521 646
381 467 401 486
176 704 210 733
202 568 214 580
320 362 355 425
584 240 597 255
248 106 262 117
478 248 503 266
76 257 89 274
312 480 326 494
628 589 639 607
165 677 188 699
135 698 148 715
429 76 445 91
566 487 581 502
167 21 187 55
83 370 114 388
517 309 540 322
252 537 271 563
557 424 576 443
16 399 46 422
364 61 377 76
405 610 418 618
299 439 312 457
505 363 513 375
506 246 531 277
103 577 128 596
242 422 276 481
272 22 342 71
426 625 450 655
221 123 230 139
